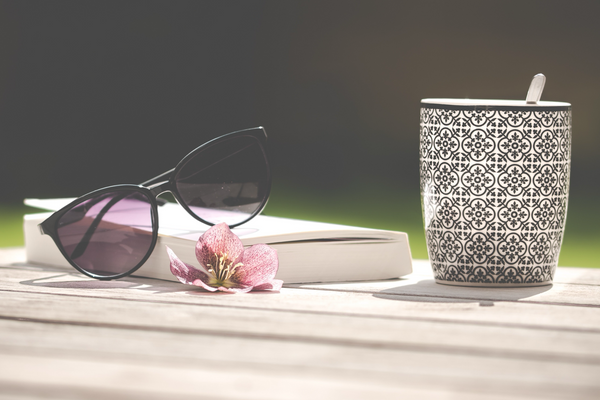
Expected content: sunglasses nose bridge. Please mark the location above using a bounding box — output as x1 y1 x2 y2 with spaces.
148 181 172 198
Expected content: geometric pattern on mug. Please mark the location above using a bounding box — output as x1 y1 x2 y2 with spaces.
420 105 571 284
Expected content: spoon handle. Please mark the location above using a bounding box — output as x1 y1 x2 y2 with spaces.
526 73 546 104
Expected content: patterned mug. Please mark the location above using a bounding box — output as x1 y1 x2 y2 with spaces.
419 98 571 287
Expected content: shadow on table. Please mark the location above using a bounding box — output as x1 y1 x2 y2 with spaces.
13 262 191 294
13 261 278 296
373 278 553 304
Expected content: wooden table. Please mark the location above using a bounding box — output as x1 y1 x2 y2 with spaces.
0 247 599 399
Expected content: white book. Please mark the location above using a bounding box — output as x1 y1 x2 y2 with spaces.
23 198 413 284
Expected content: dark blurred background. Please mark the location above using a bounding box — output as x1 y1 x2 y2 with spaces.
0 1 599 264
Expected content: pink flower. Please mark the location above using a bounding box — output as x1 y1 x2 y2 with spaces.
167 222 282 293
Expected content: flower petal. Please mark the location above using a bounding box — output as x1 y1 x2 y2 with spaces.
191 278 218 292
252 279 284 291
167 246 211 286
217 285 253 293
196 223 244 269
232 244 279 287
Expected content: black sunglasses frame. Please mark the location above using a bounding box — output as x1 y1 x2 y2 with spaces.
39 127 271 280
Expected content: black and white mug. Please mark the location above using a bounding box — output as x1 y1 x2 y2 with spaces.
419 95 571 287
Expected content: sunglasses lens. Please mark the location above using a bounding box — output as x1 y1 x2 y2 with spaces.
56 190 155 277
174 134 269 225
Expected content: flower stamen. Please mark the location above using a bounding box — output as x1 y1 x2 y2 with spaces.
206 252 243 286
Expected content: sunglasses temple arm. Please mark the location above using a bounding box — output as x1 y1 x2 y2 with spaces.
68 193 128 260
141 168 175 187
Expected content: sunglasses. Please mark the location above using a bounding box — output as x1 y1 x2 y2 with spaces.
39 127 271 280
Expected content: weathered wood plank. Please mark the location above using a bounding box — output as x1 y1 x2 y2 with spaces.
1 265 600 332
291 279 600 307
1 265 600 334
1 289 599 364
554 266 600 285
3 258 600 309
0 320 599 400
2 248 600 399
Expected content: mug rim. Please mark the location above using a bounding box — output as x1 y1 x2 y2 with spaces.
421 98 570 111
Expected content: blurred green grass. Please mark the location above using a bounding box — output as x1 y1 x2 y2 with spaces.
0 204 40 247
1 184 598 268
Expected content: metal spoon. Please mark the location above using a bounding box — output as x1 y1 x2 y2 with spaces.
526 73 546 104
